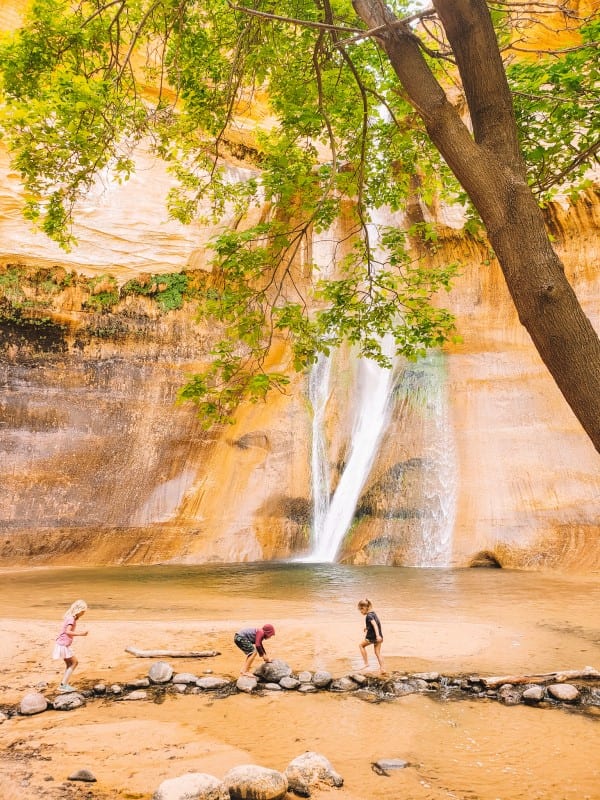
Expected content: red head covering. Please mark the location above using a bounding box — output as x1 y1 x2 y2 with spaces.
262 624 275 637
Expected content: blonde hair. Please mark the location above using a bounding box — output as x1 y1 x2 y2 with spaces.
357 598 372 610
64 599 88 619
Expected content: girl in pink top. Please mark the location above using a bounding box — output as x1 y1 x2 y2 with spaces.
52 599 89 693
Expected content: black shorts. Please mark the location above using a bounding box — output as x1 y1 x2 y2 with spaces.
234 633 255 655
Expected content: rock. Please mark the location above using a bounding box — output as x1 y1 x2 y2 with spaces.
173 684 188 693
110 684 123 695
349 674 367 686
35 681 49 691
196 677 230 691
312 671 332 689
498 684 522 705
412 672 440 682
354 689 379 702
390 681 417 697
223 765 288 800
329 677 357 693
371 759 409 775
126 678 151 689
297 671 312 683
298 684 318 693
285 752 343 797
279 677 300 690
53 693 86 711
19 691 48 716
255 660 293 683
522 685 545 703
122 690 148 701
149 661 174 684
173 673 199 685
547 683 580 702
263 683 282 691
236 675 258 693
153 772 229 800
93 683 107 695
68 769 96 783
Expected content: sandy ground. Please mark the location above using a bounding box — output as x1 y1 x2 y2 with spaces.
1 613 600 800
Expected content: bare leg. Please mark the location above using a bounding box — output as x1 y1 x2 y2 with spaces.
373 641 386 673
359 639 371 668
62 655 78 685
241 651 257 676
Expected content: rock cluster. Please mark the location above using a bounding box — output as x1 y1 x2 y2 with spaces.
4 661 600 724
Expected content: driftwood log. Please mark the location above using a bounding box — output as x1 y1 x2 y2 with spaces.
481 666 600 689
125 646 221 658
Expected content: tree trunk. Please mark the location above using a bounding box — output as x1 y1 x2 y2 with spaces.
353 0 600 452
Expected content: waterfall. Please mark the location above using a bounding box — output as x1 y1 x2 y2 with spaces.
304 336 398 563
396 352 457 567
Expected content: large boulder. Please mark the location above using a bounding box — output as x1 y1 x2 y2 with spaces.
254 660 293 683
19 691 48 715
547 683 580 702
236 675 257 693
285 752 343 797
223 765 288 800
153 772 229 800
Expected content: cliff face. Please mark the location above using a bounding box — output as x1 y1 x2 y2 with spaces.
1 1 599 571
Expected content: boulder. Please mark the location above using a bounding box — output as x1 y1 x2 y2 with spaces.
53 693 86 711
223 765 288 800
285 752 343 797
312 671 332 689
148 661 174 684
263 683 282 691
297 671 312 683
19 691 48 716
498 684 522 706
298 684 318 693
547 683 580 702
173 673 199 685
522 685 545 703
390 681 417 697
329 677 357 693
126 678 151 689
255 660 293 683
236 675 258 693
153 772 229 800
279 676 300 690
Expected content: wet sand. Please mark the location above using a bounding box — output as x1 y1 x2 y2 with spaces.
1 565 599 799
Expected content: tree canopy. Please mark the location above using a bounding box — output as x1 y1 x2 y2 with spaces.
0 0 599 432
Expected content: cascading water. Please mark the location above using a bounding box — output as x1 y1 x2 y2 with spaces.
393 352 457 567
304 335 399 563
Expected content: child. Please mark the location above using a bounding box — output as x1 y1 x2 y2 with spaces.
357 598 385 674
234 624 275 676
52 599 89 692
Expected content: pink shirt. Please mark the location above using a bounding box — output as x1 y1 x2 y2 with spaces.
56 615 76 646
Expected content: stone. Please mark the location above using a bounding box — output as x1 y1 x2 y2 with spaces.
311 671 332 689
349 673 367 685
522 685 545 703
236 675 257 693
19 691 48 716
547 683 580 702
372 759 409 775
255 660 293 683
110 684 123 695
390 681 417 697
173 684 188 693
279 676 300 690
354 689 379 702
297 684 318 693
126 678 151 689
173 673 199 685
196 677 230 690
329 677 357 693
68 769 96 783
149 661 174 684
53 693 86 711
498 684 522 705
153 772 229 800
93 683 107 695
285 752 343 797
122 690 148 701
297 671 312 683
223 765 288 800
263 683 282 691
412 672 440 682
